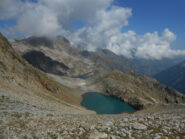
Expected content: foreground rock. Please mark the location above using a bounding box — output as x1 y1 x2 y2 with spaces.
132 123 147 130
88 132 108 139
0 105 185 139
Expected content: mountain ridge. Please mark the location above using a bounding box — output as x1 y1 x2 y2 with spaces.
10 35 185 108
11 36 134 78
0 33 92 114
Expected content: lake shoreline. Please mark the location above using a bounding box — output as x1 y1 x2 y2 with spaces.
81 92 136 114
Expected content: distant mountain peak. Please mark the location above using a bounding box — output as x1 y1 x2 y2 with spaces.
22 36 53 47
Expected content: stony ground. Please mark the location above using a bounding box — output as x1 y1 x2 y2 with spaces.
0 82 184 139
0 104 185 139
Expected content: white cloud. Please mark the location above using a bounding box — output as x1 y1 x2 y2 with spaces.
135 29 180 60
0 0 23 20
16 4 61 37
163 28 176 41
69 6 132 51
0 0 185 59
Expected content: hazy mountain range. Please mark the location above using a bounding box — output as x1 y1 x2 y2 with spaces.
11 36 134 78
132 57 185 76
11 36 185 96
155 60 185 94
11 36 185 77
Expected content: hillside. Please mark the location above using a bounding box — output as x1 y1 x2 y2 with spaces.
96 71 185 109
155 61 185 94
11 36 95 77
81 49 133 72
22 50 69 76
0 33 91 114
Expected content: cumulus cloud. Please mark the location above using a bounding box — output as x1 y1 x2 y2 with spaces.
16 4 61 37
0 0 185 59
70 6 132 51
0 0 23 20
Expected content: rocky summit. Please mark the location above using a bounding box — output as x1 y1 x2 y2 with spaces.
0 33 185 139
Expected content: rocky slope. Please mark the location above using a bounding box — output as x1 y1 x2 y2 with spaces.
81 49 133 74
0 33 91 114
22 50 69 76
155 60 185 94
11 36 95 77
1 104 185 138
95 71 185 109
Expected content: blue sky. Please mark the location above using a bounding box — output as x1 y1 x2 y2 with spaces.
64 0 185 49
115 0 185 49
0 0 185 59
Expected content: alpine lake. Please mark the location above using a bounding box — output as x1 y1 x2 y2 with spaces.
81 92 136 114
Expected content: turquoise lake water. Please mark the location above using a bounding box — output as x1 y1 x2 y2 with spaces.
81 92 136 114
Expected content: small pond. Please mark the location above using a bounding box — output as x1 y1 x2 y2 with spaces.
81 92 136 114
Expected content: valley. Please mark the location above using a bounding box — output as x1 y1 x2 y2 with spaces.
1 0 185 138
0 33 185 138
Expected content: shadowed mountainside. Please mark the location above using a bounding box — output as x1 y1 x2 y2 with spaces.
23 50 69 76
155 61 185 94
132 57 185 76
